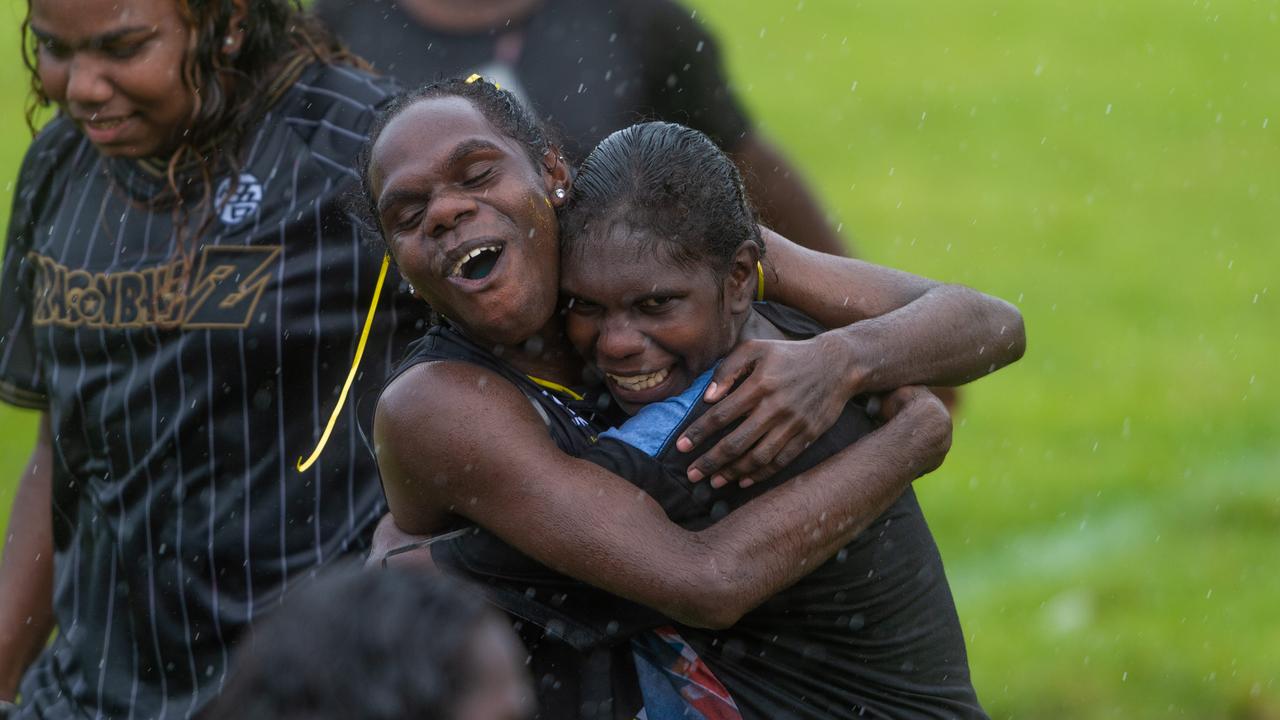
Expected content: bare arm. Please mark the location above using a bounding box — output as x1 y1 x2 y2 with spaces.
676 227 1025 485
0 414 55 699
375 362 950 630
761 227 1025 388
732 133 851 257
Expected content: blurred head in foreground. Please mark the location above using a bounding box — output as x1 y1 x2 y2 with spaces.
206 565 534 720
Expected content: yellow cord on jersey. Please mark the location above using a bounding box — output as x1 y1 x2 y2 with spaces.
297 252 391 472
756 260 765 301
527 375 585 401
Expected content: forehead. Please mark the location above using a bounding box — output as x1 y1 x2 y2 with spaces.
31 0 177 37
370 96 527 193
562 222 712 296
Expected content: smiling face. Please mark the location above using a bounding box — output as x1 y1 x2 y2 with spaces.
369 96 568 347
30 0 196 158
562 222 757 414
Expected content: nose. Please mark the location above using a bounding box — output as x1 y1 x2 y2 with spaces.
596 312 648 364
65 54 113 108
425 191 477 238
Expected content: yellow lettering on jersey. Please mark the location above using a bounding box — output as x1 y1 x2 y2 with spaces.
27 245 282 330
183 246 281 329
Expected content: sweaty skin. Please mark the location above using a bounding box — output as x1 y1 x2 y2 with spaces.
367 95 1021 628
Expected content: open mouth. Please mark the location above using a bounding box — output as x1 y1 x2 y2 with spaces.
449 243 505 281
85 116 131 131
606 367 671 392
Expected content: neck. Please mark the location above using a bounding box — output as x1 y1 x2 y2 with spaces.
400 0 543 33
737 307 787 344
468 314 582 386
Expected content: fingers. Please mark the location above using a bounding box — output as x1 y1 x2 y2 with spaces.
877 385 929 420
676 378 764 459
685 410 771 485
704 343 763 403
720 425 801 488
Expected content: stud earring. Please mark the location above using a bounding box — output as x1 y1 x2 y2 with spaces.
554 188 566 199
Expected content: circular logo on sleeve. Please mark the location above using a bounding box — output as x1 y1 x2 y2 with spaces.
215 173 264 226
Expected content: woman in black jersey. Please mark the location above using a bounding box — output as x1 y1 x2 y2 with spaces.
364 78 1021 717
546 121 986 717
0 1 428 717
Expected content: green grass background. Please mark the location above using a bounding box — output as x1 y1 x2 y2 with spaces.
1 0 1277 716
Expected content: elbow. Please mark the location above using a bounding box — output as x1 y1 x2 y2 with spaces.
997 297 1027 364
663 551 755 630
950 285 1026 369
910 390 954 477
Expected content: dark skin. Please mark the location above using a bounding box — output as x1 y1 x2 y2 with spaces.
681 227 1025 486
368 95 1022 626
0 0 253 695
0 418 54 700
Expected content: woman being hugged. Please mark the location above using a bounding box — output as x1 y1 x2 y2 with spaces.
0 1 425 717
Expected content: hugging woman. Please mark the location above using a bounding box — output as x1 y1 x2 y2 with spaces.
364 78 1023 718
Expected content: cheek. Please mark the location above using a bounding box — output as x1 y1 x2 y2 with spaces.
563 313 596 357
35 58 69 102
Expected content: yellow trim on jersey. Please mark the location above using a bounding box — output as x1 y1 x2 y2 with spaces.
297 252 391 472
527 375 585 401
756 260 766 301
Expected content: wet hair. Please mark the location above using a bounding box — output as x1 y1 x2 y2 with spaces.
21 0 359 256
355 75 557 238
560 121 762 278
205 565 510 720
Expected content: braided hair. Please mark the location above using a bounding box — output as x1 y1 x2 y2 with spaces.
560 121 763 279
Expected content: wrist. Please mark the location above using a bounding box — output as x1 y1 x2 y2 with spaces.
816 329 868 399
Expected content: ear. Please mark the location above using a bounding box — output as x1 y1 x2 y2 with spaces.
723 241 761 315
222 0 250 56
541 146 572 209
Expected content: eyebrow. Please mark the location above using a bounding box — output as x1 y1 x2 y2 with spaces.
443 138 505 169
29 24 155 50
376 139 506 215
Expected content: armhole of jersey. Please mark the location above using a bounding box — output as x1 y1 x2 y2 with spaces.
521 385 555 430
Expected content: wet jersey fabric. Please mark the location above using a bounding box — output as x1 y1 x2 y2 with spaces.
417 303 988 719
313 0 751 160
0 62 428 719
583 302 988 719
384 322 651 720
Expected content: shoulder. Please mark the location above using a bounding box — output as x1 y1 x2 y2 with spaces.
378 359 542 442
753 301 826 339
9 118 88 229
269 62 401 173
15 117 86 189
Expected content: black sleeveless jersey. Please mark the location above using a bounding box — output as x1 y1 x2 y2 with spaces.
387 305 986 719
384 322 648 720
0 63 428 719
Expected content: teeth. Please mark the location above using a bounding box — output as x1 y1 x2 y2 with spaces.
87 117 127 129
449 244 501 278
606 367 670 392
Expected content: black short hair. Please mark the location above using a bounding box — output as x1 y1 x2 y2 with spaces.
559 121 763 278
205 565 505 720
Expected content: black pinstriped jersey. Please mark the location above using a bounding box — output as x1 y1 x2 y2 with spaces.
0 62 428 719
